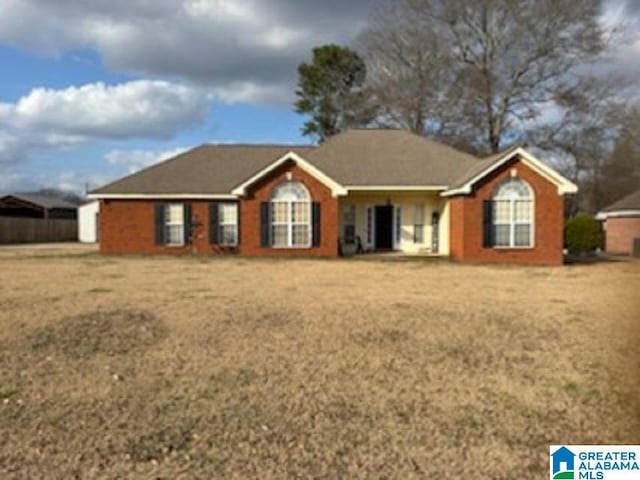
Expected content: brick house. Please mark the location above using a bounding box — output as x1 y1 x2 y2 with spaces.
89 129 577 265
597 189 640 256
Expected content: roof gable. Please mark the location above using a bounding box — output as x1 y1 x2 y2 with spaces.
442 147 578 196
231 151 347 197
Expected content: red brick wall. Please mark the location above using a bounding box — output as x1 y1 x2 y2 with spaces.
449 156 565 266
99 160 339 257
240 160 339 257
99 199 231 254
605 217 640 255
449 197 465 261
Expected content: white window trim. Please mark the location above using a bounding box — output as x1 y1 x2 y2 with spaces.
218 202 238 247
165 203 185 247
365 205 375 249
413 204 425 244
271 200 312 249
394 206 402 250
342 204 356 245
493 180 535 249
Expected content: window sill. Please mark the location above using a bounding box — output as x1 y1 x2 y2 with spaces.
493 246 535 250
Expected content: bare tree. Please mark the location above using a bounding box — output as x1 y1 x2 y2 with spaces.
529 77 621 213
360 0 606 153
599 107 640 207
358 2 462 138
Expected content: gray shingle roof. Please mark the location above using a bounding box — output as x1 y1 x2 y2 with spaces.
3 193 78 210
93 144 315 195
601 189 640 212
91 129 490 195
305 129 480 186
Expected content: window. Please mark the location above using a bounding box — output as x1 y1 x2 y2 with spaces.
271 181 311 248
413 204 424 243
165 204 185 246
343 205 356 244
493 178 533 248
218 203 238 246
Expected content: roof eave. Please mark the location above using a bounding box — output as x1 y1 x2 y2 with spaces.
87 193 238 200
345 185 448 192
596 209 640 220
441 147 578 197
231 150 347 197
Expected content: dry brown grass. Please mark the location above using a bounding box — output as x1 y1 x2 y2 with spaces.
0 251 638 479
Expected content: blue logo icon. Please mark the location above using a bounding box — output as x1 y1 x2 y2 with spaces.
551 446 576 479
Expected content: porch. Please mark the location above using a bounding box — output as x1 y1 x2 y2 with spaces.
337 191 450 256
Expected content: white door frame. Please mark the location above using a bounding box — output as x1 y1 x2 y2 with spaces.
393 204 402 251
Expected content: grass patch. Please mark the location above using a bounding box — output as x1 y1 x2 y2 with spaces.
28 309 167 359
352 328 411 346
127 422 196 463
87 287 113 294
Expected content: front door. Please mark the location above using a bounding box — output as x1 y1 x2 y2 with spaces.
375 205 393 250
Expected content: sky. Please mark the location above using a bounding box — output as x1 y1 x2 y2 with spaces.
0 0 638 195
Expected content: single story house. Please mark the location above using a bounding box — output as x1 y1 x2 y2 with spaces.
596 189 640 256
89 129 577 265
0 193 78 219
78 200 100 243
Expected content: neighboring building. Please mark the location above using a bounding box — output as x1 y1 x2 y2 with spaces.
0 193 78 219
597 189 640 256
89 129 577 265
78 200 100 243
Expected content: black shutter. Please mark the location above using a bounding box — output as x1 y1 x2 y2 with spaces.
260 202 271 247
154 204 166 245
183 204 192 245
209 202 219 244
483 200 494 248
236 203 241 246
312 202 321 247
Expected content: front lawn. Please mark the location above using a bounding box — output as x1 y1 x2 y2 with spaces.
0 252 638 478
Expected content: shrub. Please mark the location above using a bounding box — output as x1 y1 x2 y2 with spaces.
565 215 603 254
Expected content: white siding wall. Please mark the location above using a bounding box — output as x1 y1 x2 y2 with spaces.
338 192 450 255
78 201 99 243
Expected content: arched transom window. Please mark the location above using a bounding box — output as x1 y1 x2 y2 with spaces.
271 181 311 247
493 178 534 247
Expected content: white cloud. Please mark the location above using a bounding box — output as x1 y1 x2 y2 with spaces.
0 132 26 164
209 81 290 104
105 146 191 173
0 80 210 140
0 1 636 106
0 0 372 104
0 80 210 166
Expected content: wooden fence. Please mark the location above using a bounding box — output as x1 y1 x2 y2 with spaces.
0 217 78 244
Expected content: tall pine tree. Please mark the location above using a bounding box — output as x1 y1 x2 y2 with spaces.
295 44 373 142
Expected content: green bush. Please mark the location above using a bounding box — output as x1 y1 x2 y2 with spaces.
565 215 603 254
